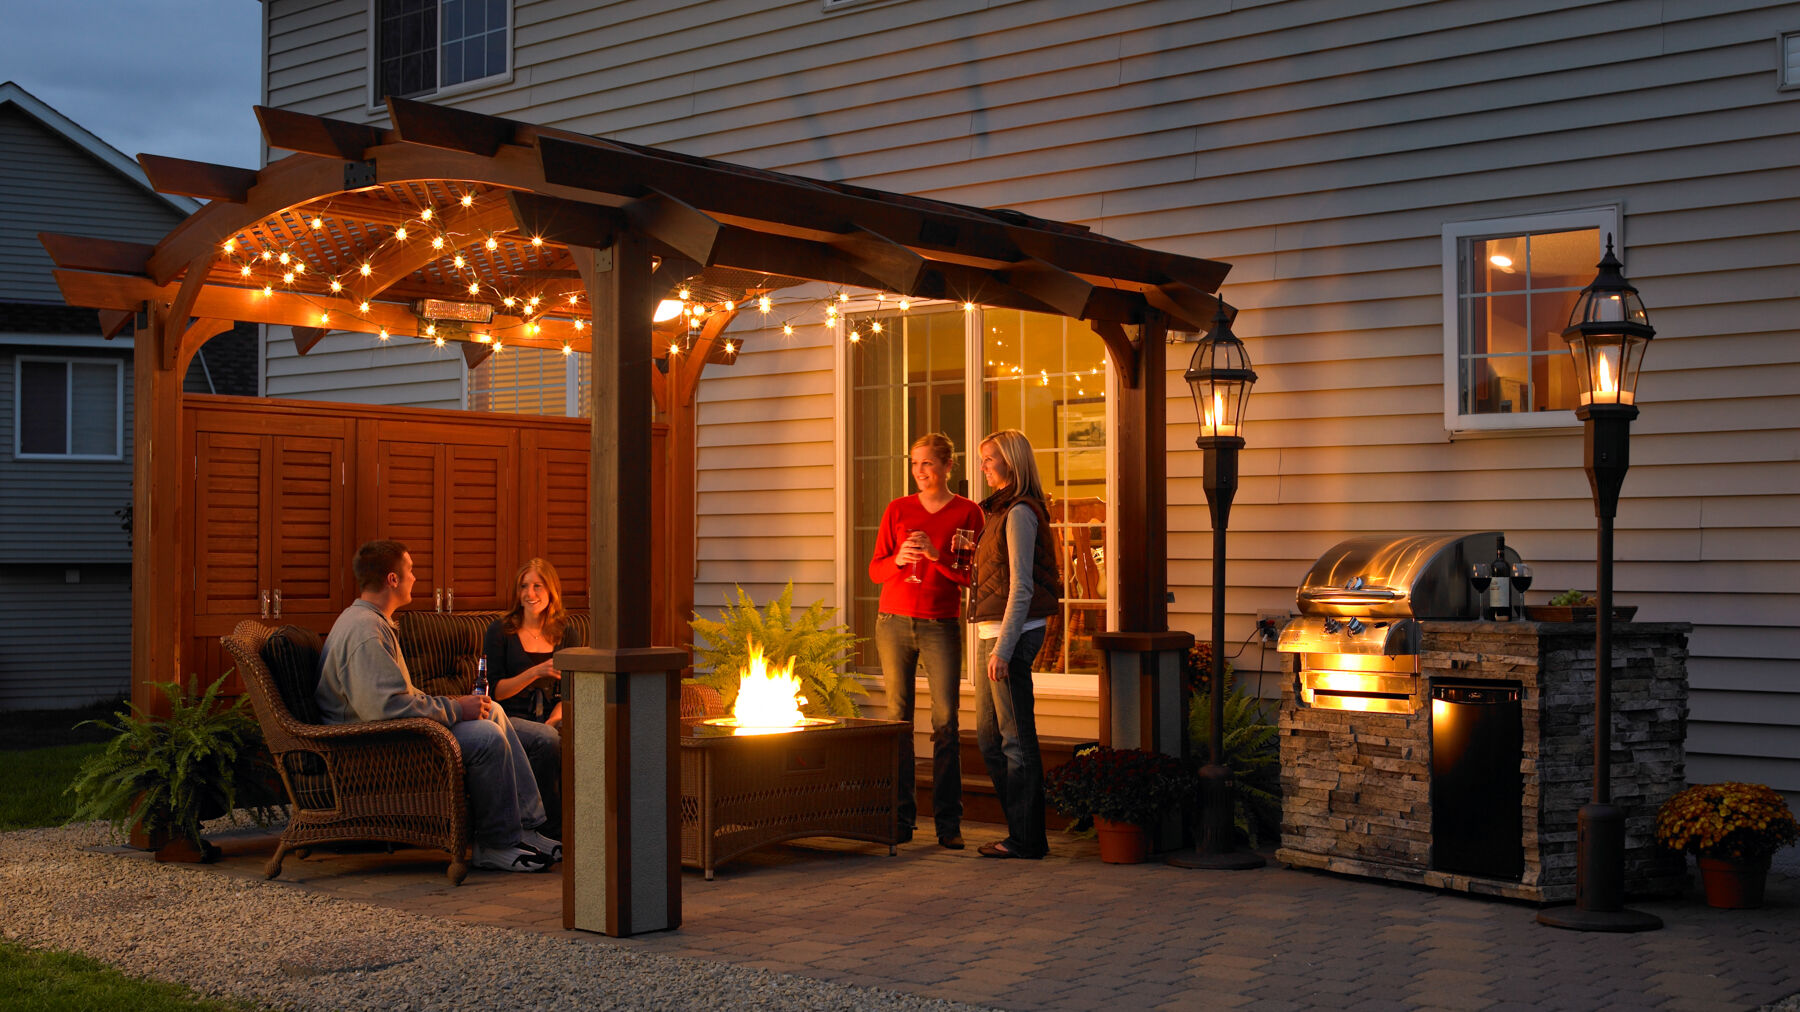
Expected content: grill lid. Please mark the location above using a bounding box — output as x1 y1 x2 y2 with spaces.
1277 532 1518 656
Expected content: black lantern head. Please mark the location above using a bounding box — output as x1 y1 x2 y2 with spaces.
1185 302 1257 442
1562 236 1653 410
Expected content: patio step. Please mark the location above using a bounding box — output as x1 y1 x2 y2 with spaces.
912 732 1092 831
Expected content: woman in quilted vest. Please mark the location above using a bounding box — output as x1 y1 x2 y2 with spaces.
970 429 1061 860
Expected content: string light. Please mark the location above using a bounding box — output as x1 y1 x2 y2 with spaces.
239 265 251 277
469 282 481 295
963 301 976 312
871 321 883 334
261 285 273 297
282 271 295 284
309 217 324 230
461 193 474 207
898 299 910 311
783 323 795 336
360 263 373 277
431 235 445 250
221 239 236 254
453 254 465 269
838 292 848 303
425 323 436 336
562 344 573 355
724 340 735 354
329 278 343 293
758 295 772 313
261 250 272 261
678 288 690 301
531 236 543 246
318 312 331 325
573 319 585 332
434 336 446 348
849 329 861 343
420 207 434 221
359 301 371 313
378 328 390 341
669 342 681 355
502 296 516 308
394 226 408 241
485 236 498 251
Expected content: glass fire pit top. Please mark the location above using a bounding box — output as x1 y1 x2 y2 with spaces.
690 715 841 738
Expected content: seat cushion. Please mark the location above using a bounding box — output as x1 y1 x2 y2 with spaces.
261 624 324 725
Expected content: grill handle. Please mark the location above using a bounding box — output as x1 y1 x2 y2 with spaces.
1299 587 1404 605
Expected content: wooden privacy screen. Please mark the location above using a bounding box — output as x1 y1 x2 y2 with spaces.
179 394 666 696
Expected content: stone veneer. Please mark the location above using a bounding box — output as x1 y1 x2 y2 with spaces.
1276 620 1690 902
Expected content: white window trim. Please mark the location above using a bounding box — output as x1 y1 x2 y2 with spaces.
13 355 125 461
833 296 1109 702
365 0 516 112
1779 30 1800 91
1440 206 1619 435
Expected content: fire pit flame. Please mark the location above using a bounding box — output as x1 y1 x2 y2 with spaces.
703 637 833 736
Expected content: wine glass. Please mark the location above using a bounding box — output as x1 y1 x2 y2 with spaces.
904 531 925 583
950 528 975 572
1510 562 1533 595
1469 562 1492 595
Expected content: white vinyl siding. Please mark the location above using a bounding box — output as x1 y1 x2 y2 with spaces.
264 0 1800 796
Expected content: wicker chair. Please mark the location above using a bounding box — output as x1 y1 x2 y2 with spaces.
222 619 471 885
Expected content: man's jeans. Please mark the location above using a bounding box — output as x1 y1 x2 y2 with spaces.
975 626 1048 857
450 704 549 848
875 613 964 836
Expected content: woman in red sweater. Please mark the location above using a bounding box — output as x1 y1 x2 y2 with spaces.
869 432 985 849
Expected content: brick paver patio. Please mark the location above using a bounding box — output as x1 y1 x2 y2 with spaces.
191 823 1800 1011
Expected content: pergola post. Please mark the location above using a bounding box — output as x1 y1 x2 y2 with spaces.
130 305 187 717
561 236 684 936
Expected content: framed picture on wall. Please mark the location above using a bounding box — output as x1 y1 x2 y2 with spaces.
1054 397 1105 486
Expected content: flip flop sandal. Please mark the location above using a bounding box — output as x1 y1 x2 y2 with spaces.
979 841 1021 859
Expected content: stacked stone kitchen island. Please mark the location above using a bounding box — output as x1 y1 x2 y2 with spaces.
1276 620 1690 903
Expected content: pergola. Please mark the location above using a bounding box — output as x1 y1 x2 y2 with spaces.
43 95 1230 692
43 97 1230 932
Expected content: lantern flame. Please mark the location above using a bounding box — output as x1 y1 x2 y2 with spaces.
1595 352 1615 396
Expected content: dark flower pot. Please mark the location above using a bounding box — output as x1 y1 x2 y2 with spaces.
1094 816 1149 864
1696 855 1769 909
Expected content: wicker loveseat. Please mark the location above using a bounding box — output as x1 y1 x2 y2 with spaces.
223 619 472 884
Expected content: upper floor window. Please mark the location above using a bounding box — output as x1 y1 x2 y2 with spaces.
1441 207 1617 432
374 0 510 102
14 356 123 460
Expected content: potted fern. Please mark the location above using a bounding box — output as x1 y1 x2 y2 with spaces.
68 675 285 862
1187 674 1281 849
689 583 865 717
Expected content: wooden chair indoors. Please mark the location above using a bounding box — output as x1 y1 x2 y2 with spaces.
221 619 471 884
1035 496 1107 673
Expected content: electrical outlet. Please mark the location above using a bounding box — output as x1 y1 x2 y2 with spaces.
1256 611 1291 643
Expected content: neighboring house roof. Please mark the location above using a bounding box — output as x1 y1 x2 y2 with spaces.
0 81 199 218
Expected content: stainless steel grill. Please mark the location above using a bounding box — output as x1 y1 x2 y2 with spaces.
1277 532 1521 712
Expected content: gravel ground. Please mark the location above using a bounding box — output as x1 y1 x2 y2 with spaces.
0 821 997 1012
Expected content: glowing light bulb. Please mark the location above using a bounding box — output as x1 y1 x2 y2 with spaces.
567 292 578 303
485 237 498 251
531 236 543 246
838 292 848 303
421 207 434 221
758 295 772 313
329 278 343 293
670 342 681 355
378 329 389 340
527 295 540 308
310 217 324 230
434 336 446 348
849 330 861 343
239 265 251 277
277 251 290 265
678 288 691 301
282 271 295 284
426 324 436 336
725 300 735 311
898 299 910 311
562 344 573 355
783 323 794 336
826 305 837 319
221 239 236 253
360 263 373 277
359 301 371 313
872 321 884 334
294 263 304 274
431 235 445 250
453 254 465 268
502 296 516 308
724 341 735 353
494 340 503 351
468 282 480 295
573 319 585 332
318 312 330 324
261 250 272 261
394 227 408 241
963 301 975 312
261 285 273 297
461 193 474 207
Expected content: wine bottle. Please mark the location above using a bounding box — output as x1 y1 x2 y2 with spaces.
1485 536 1514 621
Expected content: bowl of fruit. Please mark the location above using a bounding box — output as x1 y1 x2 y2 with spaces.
1524 589 1637 623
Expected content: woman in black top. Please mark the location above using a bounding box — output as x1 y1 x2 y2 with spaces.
483 557 578 830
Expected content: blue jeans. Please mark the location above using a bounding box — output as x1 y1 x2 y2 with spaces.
975 626 1048 857
875 613 964 835
509 716 562 832
450 704 549 848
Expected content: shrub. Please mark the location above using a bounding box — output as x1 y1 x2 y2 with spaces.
1045 746 1194 827
1655 782 1799 862
689 583 866 717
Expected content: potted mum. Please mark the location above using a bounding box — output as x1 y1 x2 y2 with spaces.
1654 781 1799 909
1044 746 1193 864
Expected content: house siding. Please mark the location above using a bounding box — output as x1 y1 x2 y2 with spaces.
0 564 131 709
264 0 1800 794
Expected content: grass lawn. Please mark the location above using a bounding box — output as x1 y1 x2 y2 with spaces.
0 701 121 831
0 942 257 1011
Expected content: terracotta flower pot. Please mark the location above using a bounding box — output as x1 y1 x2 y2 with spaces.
1696 855 1769 909
1094 816 1149 864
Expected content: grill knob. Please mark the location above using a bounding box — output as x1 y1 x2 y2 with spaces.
1323 617 1342 634
1347 617 1366 634
1346 576 1366 590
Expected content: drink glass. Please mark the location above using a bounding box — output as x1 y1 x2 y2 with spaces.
1469 563 1492 594
1510 563 1533 595
950 528 975 572
904 531 925 583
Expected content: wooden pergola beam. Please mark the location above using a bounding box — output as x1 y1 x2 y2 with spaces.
138 153 259 204
255 104 390 159
39 232 154 274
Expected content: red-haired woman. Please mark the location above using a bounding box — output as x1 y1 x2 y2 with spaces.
484 558 579 832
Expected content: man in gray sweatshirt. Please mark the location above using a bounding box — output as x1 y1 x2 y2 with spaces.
316 539 560 872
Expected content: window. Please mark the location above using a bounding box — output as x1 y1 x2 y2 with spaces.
1781 30 1800 91
14 356 123 459
468 345 577 416
374 0 510 102
1442 208 1618 432
843 303 1112 681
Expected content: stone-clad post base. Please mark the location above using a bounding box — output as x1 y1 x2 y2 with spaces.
1094 630 1195 851
557 646 687 937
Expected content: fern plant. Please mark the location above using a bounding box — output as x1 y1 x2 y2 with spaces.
67 675 285 849
1188 677 1281 848
689 583 866 717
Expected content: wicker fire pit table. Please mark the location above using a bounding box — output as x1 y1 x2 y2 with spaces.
679 715 906 879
